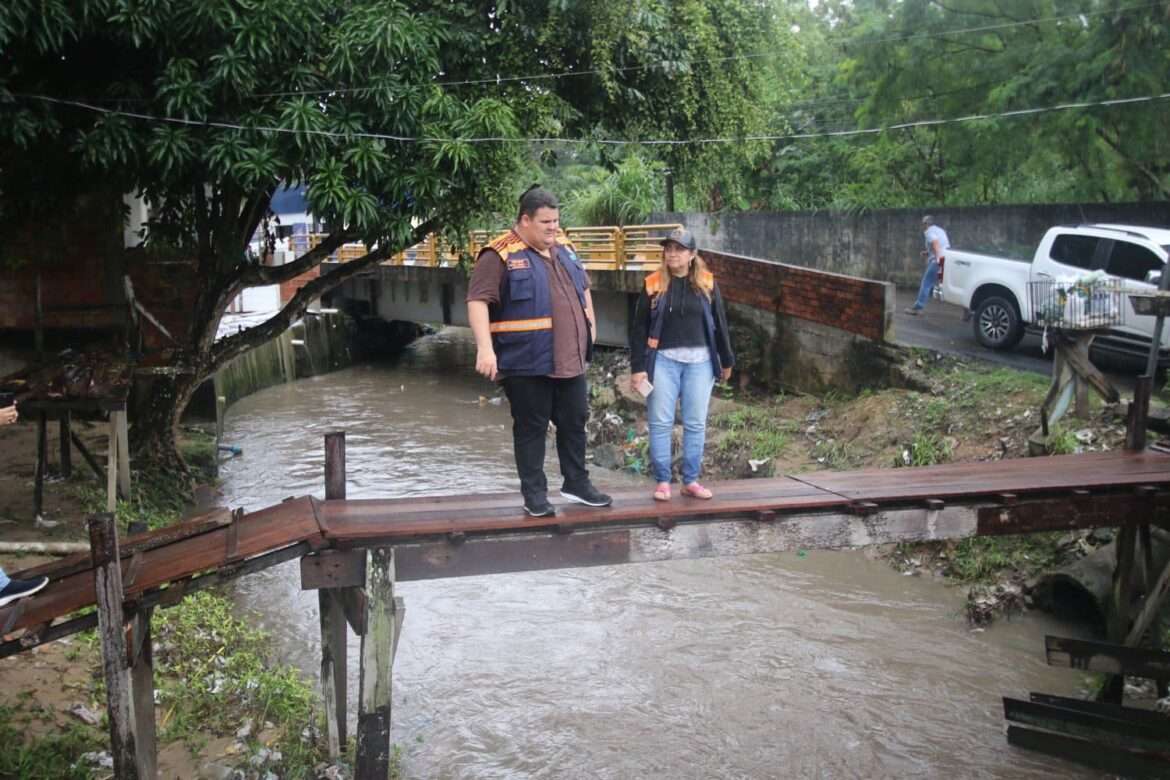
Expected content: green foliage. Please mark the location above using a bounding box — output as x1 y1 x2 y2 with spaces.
0 704 102 780
749 428 789 461
1045 426 1080 455
947 533 1066 583
811 439 859 470
72 431 216 530
713 406 773 432
717 418 792 462
756 0 1170 208
567 155 663 226
899 432 952 467
154 592 323 775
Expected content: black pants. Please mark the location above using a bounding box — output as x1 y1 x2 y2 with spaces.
501 374 590 502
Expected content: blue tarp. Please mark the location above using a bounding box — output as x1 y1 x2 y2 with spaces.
270 183 308 216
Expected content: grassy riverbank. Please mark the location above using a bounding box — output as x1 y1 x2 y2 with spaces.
0 429 366 779
587 347 1149 615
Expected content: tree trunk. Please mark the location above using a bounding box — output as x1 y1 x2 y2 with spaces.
129 369 201 493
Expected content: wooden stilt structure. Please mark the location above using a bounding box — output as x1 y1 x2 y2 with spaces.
90 512 145 779
356 546 397 779
1006 315 1170 773
300 432 407 773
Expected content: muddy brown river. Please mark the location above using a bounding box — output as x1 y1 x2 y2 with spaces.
222 328 1095 779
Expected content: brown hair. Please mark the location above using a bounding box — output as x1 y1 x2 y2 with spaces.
657 246 713 301
517 185 559 220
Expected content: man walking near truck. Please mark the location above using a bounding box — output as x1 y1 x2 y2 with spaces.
906 215 950 315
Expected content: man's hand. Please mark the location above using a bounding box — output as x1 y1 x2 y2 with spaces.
720 366 733 383
631 371 648 388
0 404 17 425
476 349 498 381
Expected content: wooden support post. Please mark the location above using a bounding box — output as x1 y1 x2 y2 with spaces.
1126 540 1170 649
59 411 72 478
319 590 347 758
34 411 47 518
356 547 396 780
1126 375 1153 451
116 411 131 500
34 272 44 362
1136 521 1169 697
320 431 348 758
325 432 346 501
107 413 118 512
1100 524 1138 704
215 396 226 451
129 608 157 780
1074 375 1090 419
89 513 141 780
71 431 105 481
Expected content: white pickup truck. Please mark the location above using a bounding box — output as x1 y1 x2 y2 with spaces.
939 224 1169 362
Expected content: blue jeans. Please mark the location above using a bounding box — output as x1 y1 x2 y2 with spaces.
0 567 8 590
913 259 939 310
647 355 716 484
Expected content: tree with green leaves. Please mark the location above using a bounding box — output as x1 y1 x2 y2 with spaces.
0 0 789 473
757 0 1169 210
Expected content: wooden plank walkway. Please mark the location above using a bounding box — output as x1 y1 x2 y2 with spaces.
2 449 1168 655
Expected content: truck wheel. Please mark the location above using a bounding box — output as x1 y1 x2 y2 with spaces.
973 295 1023 350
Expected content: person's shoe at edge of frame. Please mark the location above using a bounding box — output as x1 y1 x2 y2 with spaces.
0 576 49 607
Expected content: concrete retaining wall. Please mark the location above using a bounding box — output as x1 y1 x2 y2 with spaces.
655 202 1170 287
700 249 899 393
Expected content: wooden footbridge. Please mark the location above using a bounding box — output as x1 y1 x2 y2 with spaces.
2 436 1169 778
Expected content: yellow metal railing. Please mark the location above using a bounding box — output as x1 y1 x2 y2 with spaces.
311 223 683 271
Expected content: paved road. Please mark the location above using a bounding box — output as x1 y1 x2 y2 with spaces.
892 287 1145 393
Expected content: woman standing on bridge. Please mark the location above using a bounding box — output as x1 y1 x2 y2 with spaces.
630 229 734 501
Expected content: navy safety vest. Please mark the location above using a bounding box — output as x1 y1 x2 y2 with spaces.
482 229 592 376
643 268 723 380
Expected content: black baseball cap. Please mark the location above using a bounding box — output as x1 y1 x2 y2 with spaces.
660 228 697 251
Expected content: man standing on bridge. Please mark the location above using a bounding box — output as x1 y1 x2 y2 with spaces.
466 186 613 517
906 215 950 316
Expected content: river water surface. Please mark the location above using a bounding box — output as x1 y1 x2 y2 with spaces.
222 329 1093 779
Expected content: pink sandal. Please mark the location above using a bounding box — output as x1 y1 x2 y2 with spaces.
653 483 671 501
681 482 713 500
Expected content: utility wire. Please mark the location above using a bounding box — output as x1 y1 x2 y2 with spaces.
246 1 1170 96
16 91 1170 146
22 1 1163 107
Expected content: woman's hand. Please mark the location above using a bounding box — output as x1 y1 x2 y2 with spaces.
631 372 648 388
720 366 732 383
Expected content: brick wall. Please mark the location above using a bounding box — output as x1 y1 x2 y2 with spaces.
0 193 200 352
280 265 319 304
701 249 890 342
127 256 199 348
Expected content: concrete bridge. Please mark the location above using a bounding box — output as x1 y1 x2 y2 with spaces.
318 225 899 392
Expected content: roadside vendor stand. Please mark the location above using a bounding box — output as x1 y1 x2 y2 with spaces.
0 355 133 518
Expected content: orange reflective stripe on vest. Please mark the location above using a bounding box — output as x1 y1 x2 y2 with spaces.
489 317 553 333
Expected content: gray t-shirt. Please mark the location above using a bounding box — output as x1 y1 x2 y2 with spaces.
924 224 950 263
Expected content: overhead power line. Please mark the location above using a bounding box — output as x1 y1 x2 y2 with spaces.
16 91 1170 147
246 1 1167 97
